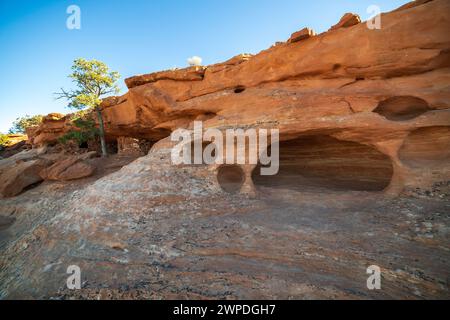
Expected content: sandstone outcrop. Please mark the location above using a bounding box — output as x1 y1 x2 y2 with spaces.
0 158 51 198
1 0 450 300
0 147 48 176
29 113 70 147
329 13 361 30
27 0 450 195
125 66 206 89
40 151 97 181
288 27 316 43
0 147 98 197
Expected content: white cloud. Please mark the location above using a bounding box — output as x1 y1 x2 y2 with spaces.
187 56 203 66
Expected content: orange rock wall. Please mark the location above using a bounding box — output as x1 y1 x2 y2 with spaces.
30 0 450 194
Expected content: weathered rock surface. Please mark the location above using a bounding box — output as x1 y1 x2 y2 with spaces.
288 27 316 43
329 13 361 30
0 147 98 196
0 215 15 231
30 113 69 147
0 147 48 176
0 139 448 299
0 158 51 198
40 152 97 181
125 66 206 89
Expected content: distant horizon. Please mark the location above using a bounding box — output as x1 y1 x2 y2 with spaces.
0 0 410 133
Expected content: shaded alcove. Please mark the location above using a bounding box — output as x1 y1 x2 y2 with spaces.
399 126 450 168
107 139 118 154
252 135 393 192
79 141 89 149
217 165 245 193
373 96 431 121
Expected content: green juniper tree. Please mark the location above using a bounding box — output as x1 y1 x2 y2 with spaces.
9 114 43 134
56 58 120 157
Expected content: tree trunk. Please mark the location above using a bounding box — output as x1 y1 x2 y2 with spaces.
95 106 108 157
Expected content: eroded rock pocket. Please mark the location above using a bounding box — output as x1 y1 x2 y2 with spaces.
399 126 450 168
373 96 432 121
252 135 393 192
217 165 245 194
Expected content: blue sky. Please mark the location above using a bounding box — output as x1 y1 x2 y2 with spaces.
0 0 410 133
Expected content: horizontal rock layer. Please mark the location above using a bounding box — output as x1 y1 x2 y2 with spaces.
28 0 450 194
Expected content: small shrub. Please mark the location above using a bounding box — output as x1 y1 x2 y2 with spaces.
58 118 99 146
9 115 44 134
0 133 9 147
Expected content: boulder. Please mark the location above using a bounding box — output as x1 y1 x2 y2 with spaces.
288 27 316 43
53 161 96 181
40 152 97 181
0 147 47 176
0 159 51 198
329 13 361 30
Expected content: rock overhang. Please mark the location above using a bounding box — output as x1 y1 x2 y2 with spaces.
25 0 450 195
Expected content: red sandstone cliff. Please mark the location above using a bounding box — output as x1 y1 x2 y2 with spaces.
1 0 450 300
29 0 450 194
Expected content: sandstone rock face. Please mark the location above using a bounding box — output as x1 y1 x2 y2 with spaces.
252 135 394 192
394 0 434 12
40 152 97 181
125 66 206 89
1 1 450 299
30 113 70 147
329 13 361 30
28 0 450 195
288 27 316 43
0 147 48 176
0 159 50 198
